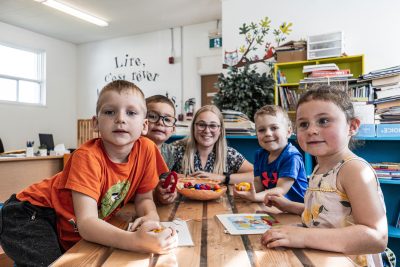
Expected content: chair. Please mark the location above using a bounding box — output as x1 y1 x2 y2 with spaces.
0 138 4 153
77 119 100 147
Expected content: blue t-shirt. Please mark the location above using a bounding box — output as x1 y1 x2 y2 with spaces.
254 143 307 203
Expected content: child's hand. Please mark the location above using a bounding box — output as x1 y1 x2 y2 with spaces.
233 183 259 202
129 214 159 232
134 221 178 254
261 225 306 249
264 193 291 212
155 182 178 205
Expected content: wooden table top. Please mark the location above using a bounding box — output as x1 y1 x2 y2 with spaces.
52 188 355 267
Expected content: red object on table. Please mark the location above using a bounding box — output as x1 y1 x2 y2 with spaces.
162 171 178 193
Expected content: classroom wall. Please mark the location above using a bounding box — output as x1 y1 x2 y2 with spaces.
76 21 222 119
222 0 400 73
0 22 77 151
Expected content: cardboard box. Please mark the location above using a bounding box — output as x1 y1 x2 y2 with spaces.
376 124 400 137
276 49 307 63
356 124 376 137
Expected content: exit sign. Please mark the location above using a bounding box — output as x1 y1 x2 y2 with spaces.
209 37 222 48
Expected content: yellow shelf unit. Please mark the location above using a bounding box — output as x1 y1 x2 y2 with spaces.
273 55 365 108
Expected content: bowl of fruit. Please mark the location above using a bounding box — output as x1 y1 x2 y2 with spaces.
177 177 227 201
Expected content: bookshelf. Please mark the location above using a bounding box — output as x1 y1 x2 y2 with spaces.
273 55 364 123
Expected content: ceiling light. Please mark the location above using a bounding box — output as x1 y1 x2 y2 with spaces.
35 0 108 27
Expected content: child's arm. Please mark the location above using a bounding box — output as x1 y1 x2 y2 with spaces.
130 190 161 229
264 193 304 215
72 191 177 254
234 177 295 203
262 161 388 254
230 159 254 184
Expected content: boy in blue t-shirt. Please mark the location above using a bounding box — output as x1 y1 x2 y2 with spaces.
234 105 307 203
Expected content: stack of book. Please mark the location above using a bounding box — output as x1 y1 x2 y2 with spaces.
359 66 400 124
278 87 301 111
371 162 400 180
222 110 255 136
348 82 374 102
299 63 356 90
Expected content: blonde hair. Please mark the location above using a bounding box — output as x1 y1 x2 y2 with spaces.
96 80 146 115
254 105 292 129
181 105 227 175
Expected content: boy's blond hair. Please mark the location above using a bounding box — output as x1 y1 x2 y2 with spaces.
182 105 227 175
254 105 292 129
96 80 146 115
145 95 176 116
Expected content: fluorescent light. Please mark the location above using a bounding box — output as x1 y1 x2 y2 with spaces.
37 0 108 27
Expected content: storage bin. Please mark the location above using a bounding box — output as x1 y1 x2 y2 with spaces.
307 31 344 60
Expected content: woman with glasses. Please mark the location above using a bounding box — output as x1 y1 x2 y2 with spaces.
172 105 254 184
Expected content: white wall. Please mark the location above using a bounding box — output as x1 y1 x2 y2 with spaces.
77 21 222 118
0 22 76 151
222 0 400 73
182 22 222 110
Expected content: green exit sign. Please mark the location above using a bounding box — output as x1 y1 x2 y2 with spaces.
209 37 222 48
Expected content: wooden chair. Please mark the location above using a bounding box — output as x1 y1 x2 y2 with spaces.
77 119 99 147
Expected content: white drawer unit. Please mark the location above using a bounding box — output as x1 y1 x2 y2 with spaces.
307 31 344 60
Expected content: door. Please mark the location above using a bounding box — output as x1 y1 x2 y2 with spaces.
201 74 219 106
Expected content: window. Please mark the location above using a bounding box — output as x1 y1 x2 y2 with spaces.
0 43 45 105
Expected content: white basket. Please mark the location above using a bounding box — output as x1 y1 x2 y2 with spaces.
307 31 344 60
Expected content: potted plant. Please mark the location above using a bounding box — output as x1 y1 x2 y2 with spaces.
213 65 274 120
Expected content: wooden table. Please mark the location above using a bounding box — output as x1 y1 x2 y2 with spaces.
52 189 355 267
0 155 64 202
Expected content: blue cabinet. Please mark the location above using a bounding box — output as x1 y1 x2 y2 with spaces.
352 136 400 257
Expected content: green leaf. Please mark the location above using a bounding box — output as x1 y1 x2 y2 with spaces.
239 23 250 35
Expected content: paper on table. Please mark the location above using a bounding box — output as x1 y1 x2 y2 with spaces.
216 213 279 235
161 219 194 247
127 219 194 247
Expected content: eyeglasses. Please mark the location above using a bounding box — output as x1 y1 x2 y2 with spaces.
195 122 221 132
147 111 177 127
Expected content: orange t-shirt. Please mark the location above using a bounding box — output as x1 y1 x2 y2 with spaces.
17 137 168 250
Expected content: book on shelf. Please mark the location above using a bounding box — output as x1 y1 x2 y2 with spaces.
279 86 300 111
374 83 400 91
374 95 400 104
309 69 351 78
376 99 400 110
303 63 339 73
375 87 400 99
359 65 400 81
371 162 400 170
372 75 400 87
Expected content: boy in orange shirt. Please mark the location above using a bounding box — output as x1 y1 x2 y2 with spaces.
0 80 178 266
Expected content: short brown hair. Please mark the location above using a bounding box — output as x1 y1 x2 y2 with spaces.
96 80 146 115
296 85 355 122
254 105 291 128
145 95 176 116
